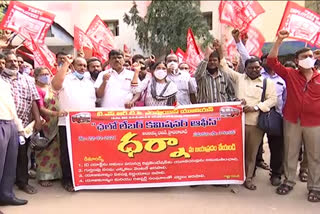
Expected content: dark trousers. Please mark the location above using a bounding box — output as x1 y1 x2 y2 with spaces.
0 120 19 201
267 134 284 177
255 133 284 177
256 143 264 162
15 138 30 187
59 126 72 184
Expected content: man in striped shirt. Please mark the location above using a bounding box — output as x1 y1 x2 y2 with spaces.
195 48 235 103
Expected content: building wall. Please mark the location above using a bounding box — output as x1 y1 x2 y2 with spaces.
23 0 305 55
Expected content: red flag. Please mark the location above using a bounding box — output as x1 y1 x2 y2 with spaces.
277 1 320 46
185 28 204 72
219 1 265 31
243 26 265 57
16 49 34 60
175 48 186 63
86 15 115 61
226 39 238 59
30 38 57 75
123 44 130 53
0 1 55 44
74 26 93 50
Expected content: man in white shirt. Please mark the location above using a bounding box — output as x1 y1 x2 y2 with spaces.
95 50 139 109
165 54 197 105
0 77 27 206
51 56 96 192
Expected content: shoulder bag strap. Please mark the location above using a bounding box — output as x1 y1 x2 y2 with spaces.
261 78 267 102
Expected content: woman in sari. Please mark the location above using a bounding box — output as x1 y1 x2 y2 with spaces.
136 61 178 106
34 67 66 187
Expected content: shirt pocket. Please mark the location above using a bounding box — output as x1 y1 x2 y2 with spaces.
246 84 263 100
121 79 132 91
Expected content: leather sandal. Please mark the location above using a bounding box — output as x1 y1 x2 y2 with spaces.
39 180 53 187
276 183 293 195
62 182 74 192
244 179 257 190
19 184 38 194
299 170 308 182
308 190 320 202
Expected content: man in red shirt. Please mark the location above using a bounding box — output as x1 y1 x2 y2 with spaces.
267 30 320 202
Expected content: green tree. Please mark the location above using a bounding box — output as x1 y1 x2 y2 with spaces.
123 0 213 57
305 0 320 14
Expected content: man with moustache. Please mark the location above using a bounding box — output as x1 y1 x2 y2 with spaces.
195 44 235 104
0 52 42 195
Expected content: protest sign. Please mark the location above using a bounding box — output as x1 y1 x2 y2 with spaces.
66 103 245 191
219 1 265 32
277 1 320 46
0 1 55 43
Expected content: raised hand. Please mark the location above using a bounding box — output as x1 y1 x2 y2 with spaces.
278 30 290 40
232 29 241 43
204 45 214 60
103 72 111 83
132 62 141 73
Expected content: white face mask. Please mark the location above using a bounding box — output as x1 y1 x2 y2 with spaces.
298 57 316 69
178 69 190 74
3 68 18 76
167 62 178 70
154 69 167 80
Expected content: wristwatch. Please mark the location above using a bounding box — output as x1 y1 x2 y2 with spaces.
254 105 259 111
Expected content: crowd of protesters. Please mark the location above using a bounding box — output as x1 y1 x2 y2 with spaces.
1 28 320 210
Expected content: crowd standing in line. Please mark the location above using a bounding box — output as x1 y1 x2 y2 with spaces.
1 27 320 209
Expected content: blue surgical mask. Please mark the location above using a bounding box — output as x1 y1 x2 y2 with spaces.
37 75 51 85
73 70 84 80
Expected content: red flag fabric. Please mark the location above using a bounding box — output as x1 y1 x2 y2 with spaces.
0 1 55 44
16 49 34 60
243 26 265 57
86 15 115 61
226 39 238 59
219 1 265 31
29 39 57 75
277 1 320 46
185 28 203 72
74 26 93 50
175 48 186 63
123 44 130 53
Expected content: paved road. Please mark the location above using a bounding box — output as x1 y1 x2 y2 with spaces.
1 144 319 214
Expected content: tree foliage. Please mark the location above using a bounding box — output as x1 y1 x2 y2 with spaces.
305 0 320 14
123 0 213 57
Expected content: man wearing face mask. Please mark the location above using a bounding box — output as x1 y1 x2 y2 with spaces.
95 50 140 109
1 52 42 195
267 30 320 202
51 56 96 192
195 44 236 104
165 54 196 105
